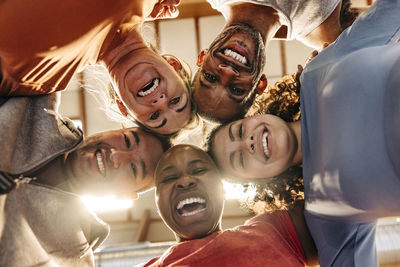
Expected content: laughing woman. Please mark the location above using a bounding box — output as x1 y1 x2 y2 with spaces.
0 0 195 135
207 0 400 265
142 144 318 267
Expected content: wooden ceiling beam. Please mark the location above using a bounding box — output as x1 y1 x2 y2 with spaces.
135 209 151 242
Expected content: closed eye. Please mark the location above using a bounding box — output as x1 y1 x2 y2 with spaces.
191 168 208 175
130 163 137 179
239 152 244 169
163 175 178 183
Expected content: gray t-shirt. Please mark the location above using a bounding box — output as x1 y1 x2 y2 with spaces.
207 0 341 39
300 0 400 265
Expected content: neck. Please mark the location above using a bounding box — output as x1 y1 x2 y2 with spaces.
176 224 222 242
288 120 302 166
298 0 342 49
227 3 281 43
101 27 147 73
29 155 71 192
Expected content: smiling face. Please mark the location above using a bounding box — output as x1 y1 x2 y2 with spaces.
155 145 224 241
64 127 165 198
113 48 191 135
211 115 299 180
194 24 265 121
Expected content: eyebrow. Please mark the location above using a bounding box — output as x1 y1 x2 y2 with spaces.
132 131 140 144
176 97 188 113
228 123 234 141
154 118 167 129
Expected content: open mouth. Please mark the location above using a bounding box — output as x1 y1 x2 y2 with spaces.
262 128 270 159
223 48 248 65
176 197 206 217
95 149 106 177
137 78 160 97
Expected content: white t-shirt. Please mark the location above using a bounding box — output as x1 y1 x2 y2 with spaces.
207 0 341 40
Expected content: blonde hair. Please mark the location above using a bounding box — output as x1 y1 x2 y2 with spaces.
85 54 199 135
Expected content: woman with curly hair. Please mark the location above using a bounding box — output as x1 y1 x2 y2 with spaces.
206 72 303 212
207 0 400 265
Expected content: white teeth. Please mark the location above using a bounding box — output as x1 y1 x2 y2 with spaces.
181 208 206 217
138 78 160 97
96 151 106 176
224 48 247 65
176 197 206 210
262 131 270 158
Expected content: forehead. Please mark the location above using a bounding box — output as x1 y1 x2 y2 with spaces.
161 146 212 166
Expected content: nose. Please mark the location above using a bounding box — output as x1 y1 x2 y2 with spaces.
110 149 138 168
243 135 255 154
176 175 196 190
152 93 167 106
218 64 239 80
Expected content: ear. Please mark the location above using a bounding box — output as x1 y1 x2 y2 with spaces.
256 74 268 95
196 49 208 66
164 55 183 72
116 98 128 117
131 192 139 200
273 25 288 39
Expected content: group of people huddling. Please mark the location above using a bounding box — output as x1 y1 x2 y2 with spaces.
0 0 399 266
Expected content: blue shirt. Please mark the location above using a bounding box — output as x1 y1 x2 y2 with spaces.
300 0 400 266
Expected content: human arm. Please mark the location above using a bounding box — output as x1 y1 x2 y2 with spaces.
147 0 180 21
288 200 319 266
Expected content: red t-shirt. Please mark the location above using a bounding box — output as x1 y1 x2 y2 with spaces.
142 210 306 267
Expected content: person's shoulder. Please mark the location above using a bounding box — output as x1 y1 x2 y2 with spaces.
245 210 290 226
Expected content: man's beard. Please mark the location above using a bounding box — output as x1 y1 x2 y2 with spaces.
207 23 266 84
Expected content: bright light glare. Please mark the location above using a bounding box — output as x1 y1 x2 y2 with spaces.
81 195 133 212
223 181 257 200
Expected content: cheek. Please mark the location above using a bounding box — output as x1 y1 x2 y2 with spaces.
129 105 153 122
239 159 266 178
110 172 133 192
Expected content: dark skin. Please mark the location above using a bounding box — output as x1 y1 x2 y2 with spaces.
288 200 319 266
193 4 279 120
228 3 280 41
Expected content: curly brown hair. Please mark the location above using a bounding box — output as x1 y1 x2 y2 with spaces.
207 72 303 213
246 72 301 121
